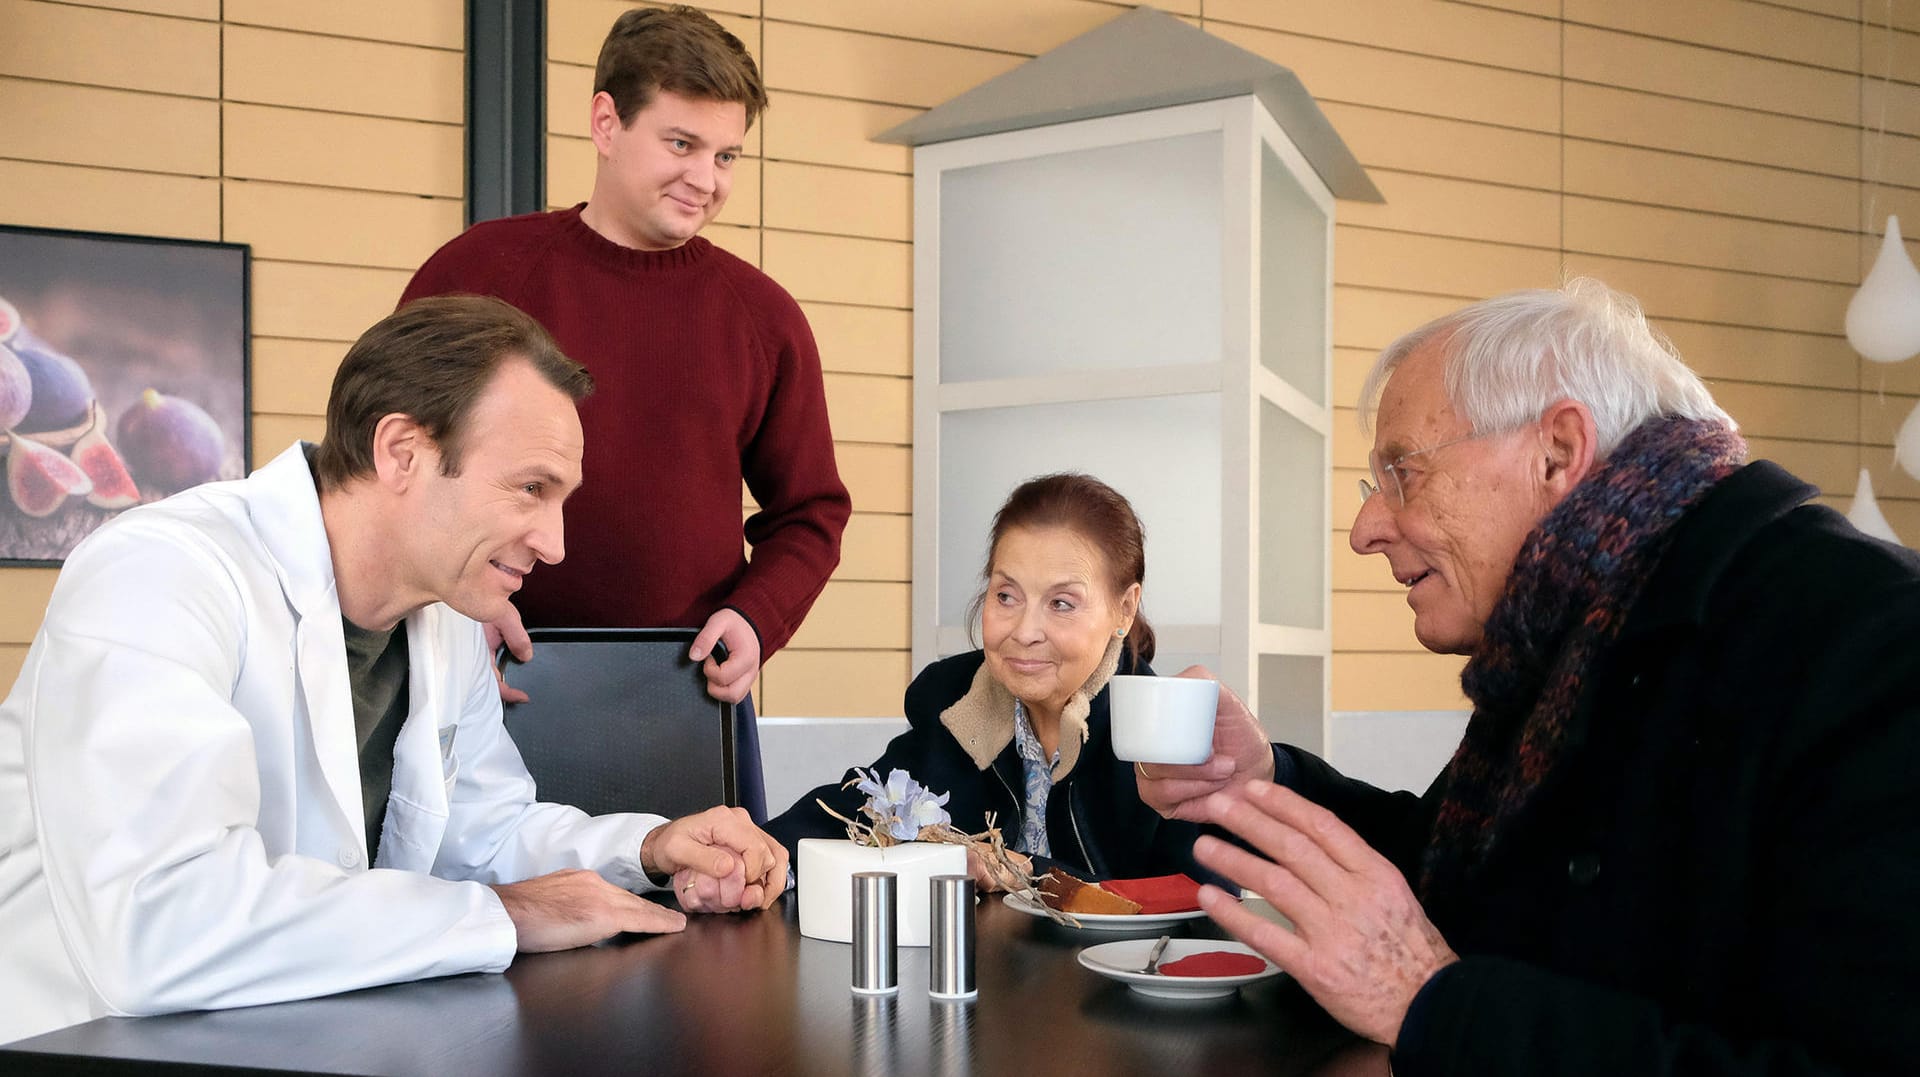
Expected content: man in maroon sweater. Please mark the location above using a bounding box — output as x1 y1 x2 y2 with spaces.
400 7 849 818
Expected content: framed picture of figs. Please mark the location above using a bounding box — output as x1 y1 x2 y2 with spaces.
0 224 250 566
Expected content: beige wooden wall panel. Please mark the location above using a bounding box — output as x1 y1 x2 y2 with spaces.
703 223 761 265
1564 26 1857 125
1660 321 1859 391
762 162 911 241
0 159 219 240
223 182 465 271
1334 227 1561 302
251 338 346 416
1563 255 1852 337
0 569 58 646
1861 25 1920 89
547 135 594 208
763 93 916 174
252 415 326 464
1563 198 1857 284
0 78 219 176
822 375 911 445
251 263 413 343
760 22 1023 110
0 646 26 702
1565 0 1856 70
787 582 910 650
1766 0 1857 21
762 650 913 717
1340 171 1560 249
1562 83 1859 179
1209 0 1560 75
224 104 464 198
222 0 462 47
1210 22 1561 132
223 25 463 123
762 233 912 309
0 0 218 97
764 0 1126 56
1333 653 1470 712
61 0 218 18
549 2 757 67
1564 141 1858 232
837 445 910 516
1861 79 1920 140
805 304 911 377
1319 102 1560 191
836 514 910 582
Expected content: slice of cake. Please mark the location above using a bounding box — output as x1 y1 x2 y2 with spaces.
1038 871 1142 915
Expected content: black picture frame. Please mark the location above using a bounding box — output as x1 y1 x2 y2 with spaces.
0 223 251 566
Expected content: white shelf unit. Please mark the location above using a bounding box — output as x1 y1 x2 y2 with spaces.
911 95 1335 753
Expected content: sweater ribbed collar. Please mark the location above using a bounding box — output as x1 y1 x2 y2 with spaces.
559 203 714 273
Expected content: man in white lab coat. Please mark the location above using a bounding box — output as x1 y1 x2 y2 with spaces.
0 295 789 1044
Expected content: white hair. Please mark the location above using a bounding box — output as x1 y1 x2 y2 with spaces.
1359 278 1732 458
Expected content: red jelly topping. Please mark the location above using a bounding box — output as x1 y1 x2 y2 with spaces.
1157 951 1268 978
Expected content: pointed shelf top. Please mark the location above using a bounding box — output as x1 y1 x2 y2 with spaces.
875 6 1382 202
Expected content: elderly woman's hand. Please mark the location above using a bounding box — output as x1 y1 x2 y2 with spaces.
966 847 1033 893
1134 667 1275 821
1194 781 1457 1047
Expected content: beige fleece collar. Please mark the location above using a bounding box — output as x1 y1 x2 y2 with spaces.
940 637 1124 780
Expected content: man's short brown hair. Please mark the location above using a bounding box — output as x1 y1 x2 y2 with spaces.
313 296 593 491
594 5 769 129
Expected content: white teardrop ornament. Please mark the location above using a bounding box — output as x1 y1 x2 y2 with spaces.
1846 216 1920 363
1846 468 1902 545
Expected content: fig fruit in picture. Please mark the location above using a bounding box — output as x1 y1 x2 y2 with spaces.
0 344 28 431
117 389 225 494
13 338 95 433
7 431 93 517
0 296 20 343
71 403 139 510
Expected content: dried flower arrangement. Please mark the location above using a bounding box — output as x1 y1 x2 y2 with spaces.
818 768 1079 926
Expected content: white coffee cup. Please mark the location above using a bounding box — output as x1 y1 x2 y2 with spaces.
1107 674 1219 765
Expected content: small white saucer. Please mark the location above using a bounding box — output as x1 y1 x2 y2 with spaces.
1077 938 1280 999
1002 892 1208 932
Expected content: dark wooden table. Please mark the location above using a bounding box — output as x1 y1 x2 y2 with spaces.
1 895 1387 1076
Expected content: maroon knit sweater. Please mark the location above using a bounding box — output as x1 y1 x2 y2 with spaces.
400 206 850 655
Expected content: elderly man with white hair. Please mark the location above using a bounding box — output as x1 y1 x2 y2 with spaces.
1141 278 1920 1076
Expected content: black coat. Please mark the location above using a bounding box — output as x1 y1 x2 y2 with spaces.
765 650 1203 882
1292 462 1920 1077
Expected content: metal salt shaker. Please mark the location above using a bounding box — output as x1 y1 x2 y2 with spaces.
851 871 898 995
928 874 977 999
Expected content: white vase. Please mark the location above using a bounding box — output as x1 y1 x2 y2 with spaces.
796 838 968 947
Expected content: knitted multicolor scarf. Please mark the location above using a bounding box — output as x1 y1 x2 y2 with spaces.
1418 416 1748 909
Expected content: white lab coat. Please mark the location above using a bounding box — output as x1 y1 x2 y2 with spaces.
0 444 667 1044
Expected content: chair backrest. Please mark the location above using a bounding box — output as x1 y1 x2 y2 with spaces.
500 628 737 820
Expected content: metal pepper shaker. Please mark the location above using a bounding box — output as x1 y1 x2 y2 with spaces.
928 874 977 999
851 871 898 995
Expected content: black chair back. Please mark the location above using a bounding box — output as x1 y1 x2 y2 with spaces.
500 628 737 820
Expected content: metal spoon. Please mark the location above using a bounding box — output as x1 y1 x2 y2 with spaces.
1132 934 1172 975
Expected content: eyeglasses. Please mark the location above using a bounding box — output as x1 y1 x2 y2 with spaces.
1357 431 1496 508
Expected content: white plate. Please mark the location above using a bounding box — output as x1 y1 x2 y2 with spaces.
1077 938 1281 999
1002 891 1208 931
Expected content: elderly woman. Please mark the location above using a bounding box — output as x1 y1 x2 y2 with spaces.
1141 279 1920 1076
767 472 1201 888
